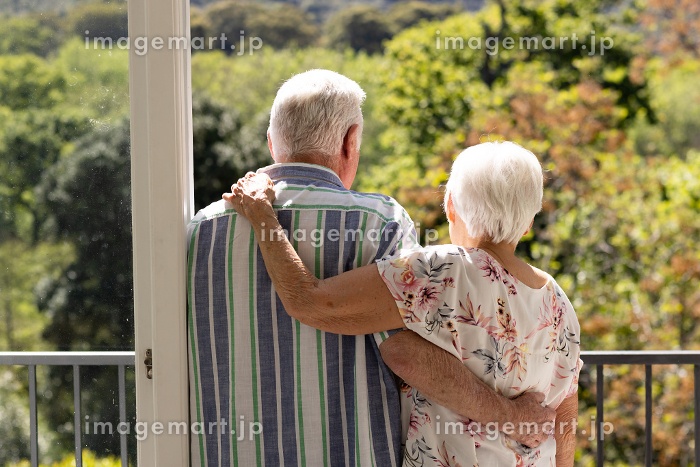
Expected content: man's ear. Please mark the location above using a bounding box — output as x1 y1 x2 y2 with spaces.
342 124 360 159
267 131 275 161
445 192 457 223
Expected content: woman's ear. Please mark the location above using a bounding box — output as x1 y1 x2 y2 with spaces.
524 219 534 236
445 192 456 223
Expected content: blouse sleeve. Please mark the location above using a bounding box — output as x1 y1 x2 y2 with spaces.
549 284 583 407
376 245 466 360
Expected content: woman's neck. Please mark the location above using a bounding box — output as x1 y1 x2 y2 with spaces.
462 237 516 264
460 237 548 289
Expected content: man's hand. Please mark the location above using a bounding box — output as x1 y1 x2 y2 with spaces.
506 392 557 448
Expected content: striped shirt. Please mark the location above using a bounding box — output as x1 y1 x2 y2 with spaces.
187 163 419 467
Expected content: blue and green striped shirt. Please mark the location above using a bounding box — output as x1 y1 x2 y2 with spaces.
187 163 418 466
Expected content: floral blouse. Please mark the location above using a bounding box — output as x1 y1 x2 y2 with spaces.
377 245 582 467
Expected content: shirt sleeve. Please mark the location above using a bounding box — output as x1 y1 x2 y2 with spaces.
376 246 465 360
370 204 421 348
395 207 420 252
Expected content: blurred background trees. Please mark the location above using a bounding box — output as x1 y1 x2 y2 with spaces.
0 0 699 464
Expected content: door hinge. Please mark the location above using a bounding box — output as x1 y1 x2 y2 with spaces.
144 349 153 379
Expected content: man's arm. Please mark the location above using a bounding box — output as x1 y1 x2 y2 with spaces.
379 330 557 448
554 393 578 466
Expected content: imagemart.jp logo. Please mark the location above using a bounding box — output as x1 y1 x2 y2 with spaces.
435 30 614 56
84 416 263 441
84 31 263 56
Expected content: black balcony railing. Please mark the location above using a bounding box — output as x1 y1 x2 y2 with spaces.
2 350 700 466
583 350 700 467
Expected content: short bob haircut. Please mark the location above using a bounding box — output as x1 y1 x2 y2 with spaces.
445 141 543 245
268 69 366 164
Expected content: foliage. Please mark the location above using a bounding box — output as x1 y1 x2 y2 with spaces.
324 5 394 54
387 1 461 31
245 3 320 49
630 58 700 157
0 0 85 14
0 53 92 242
37 119 133 351
8 449 123 467
190 6 211 46
66 2 128 42
191 93 270 209
640 0 700 59
202 1 319 53
34 119 136 457
0 54 66 110
204 2 266 55
53 39 130 119
0 14 63 56
0 241 74 350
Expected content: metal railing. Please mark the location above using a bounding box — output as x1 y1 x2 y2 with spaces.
0 351 135 467
583 350 700 467
2 350 700 466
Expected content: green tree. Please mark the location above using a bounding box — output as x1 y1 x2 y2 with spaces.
0 54 92 242
53 39 130 119
630 58 700 157
192 93 270 209
246 3 319 49
324 5 394 54
205 1 265 55
361 0 650 200
0 15 63 56
0 241 71 464
36 119 134 458
190 6 212 48
38 119 133 351
67 2 128 42
0 54 66 110
387 1 460 31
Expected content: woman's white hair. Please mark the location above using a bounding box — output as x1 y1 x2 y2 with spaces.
268 69 366 164
445 141 543 244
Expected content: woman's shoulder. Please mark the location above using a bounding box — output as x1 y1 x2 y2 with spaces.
392 244 469 267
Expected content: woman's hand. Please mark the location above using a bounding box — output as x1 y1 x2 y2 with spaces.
222 172 277 227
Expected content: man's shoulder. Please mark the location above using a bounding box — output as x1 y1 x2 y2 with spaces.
348 189 405 209
187 199 236 236
277 183 413 222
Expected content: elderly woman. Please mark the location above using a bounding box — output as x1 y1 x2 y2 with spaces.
225 141 582 466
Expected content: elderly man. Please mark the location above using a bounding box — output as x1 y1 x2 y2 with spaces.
187 69 554 466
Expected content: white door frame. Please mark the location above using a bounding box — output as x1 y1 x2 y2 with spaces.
128 0 193 464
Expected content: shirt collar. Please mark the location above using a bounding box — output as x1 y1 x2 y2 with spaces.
258 163 345 188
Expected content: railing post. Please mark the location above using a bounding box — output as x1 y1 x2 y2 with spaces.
695 365 700 467
73 365 82 467
28 365 38 467
596 364 604 467
119 364 128 467
645 364 652 467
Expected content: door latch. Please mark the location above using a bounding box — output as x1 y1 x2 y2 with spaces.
144 349 153 379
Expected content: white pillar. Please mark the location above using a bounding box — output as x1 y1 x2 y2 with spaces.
128 0 193 463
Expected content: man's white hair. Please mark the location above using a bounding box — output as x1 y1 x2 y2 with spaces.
268 69 366 163
445 141 543 244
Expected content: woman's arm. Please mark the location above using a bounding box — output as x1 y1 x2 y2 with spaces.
554 393 578 466
224 173 403 335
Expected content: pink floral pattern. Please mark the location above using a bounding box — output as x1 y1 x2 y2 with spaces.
378 245 583 466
